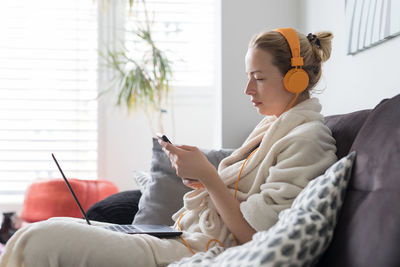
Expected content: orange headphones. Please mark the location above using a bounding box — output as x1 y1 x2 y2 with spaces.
274 28 309 109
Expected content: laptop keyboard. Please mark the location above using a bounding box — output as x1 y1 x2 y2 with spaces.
104 224 138 233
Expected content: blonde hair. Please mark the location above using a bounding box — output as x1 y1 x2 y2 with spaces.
249 29 333 97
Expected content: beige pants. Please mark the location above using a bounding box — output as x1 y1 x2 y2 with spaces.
0 218 193 267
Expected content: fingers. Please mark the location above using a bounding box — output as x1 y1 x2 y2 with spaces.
158 139 180 154
158 139 182 172
175 144 198 151
159 140 199 154
158 139 202 180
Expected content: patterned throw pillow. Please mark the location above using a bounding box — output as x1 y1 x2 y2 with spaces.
169 151 356 267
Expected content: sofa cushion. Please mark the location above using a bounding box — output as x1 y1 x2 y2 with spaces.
324 109 370 159
318 93 400 267
133 138 234 226
169 152 356 267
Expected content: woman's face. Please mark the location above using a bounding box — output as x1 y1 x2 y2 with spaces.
245 48 294 116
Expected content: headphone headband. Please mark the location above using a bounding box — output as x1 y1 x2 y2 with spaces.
274 28 304 67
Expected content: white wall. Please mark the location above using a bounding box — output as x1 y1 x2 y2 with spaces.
220 0 300 148
98 88 217 191
298 0 400 116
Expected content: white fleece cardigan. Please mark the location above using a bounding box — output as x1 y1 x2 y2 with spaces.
172 97 337 251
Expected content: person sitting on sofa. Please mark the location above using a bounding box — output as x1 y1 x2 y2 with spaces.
0 28 337 267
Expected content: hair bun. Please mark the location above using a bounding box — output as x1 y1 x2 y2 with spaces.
313 31 333 62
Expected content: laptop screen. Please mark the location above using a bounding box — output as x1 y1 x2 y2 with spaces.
51 153 91 225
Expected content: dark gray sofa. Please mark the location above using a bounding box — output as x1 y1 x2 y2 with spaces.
88 93 400 267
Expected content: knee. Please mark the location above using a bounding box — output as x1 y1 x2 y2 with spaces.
10 221 69 266
24 220 67 250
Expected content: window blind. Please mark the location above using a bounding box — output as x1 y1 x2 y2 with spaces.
0 0 98 204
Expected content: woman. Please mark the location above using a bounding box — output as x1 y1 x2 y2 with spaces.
0 28 337 267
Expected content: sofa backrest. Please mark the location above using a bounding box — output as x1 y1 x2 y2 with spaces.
318 93 400 267
325 109 371 159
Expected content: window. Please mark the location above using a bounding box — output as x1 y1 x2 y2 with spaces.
0 0 218 208
120 0 218 147
0 0 98 205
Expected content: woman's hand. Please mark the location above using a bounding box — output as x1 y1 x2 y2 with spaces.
158 140 218 185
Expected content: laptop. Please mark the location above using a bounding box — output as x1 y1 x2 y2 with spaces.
51 153 182 238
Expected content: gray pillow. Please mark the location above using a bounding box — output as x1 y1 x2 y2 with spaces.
133 138 234 226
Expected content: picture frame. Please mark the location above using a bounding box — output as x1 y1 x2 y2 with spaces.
346 0 400 55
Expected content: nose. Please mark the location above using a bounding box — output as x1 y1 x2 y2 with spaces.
245 79 255 95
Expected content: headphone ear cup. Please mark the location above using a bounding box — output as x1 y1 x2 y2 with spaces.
283 68 309 94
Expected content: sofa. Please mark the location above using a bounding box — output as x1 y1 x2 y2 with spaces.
87 93 400 267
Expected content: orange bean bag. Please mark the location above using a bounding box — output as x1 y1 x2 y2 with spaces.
20 178 119 223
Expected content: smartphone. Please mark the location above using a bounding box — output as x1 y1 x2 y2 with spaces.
156 133 172 144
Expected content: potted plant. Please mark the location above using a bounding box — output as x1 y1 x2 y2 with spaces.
100 0 174 134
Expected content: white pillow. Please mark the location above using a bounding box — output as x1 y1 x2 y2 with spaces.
132 171 151 193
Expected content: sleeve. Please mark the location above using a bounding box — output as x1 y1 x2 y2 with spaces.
239 137 337 232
